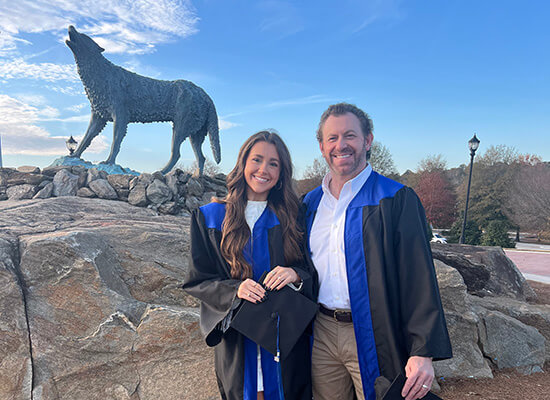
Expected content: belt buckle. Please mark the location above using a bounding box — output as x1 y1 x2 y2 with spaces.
333 309 344 322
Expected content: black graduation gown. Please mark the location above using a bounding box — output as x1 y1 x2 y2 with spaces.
183 202 317 400
303 171 452 399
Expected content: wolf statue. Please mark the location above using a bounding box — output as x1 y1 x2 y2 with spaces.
65 25 220 175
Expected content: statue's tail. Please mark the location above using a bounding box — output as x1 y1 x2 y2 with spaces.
207 100 221 164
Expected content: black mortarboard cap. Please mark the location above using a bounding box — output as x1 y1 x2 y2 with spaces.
382 374 442 400
231 274 318 360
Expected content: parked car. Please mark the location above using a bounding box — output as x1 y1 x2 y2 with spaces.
431 233 447 243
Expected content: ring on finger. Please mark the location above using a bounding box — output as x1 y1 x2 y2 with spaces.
421 384 429 389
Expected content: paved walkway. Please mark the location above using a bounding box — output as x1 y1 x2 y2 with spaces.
504 248 550 284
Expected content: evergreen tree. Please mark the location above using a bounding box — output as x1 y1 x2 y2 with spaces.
481 220 515 248
447 219 482 245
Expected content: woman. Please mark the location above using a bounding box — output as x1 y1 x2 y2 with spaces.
183 131 317 400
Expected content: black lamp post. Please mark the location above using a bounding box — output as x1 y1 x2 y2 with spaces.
66 136 78 156
459 134 480 244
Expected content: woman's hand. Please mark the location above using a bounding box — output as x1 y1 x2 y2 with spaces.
263 266 300 291
237 278 266 303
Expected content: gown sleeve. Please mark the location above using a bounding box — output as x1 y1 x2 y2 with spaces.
393 187 452 361
290 203 319 303
182 208 243 346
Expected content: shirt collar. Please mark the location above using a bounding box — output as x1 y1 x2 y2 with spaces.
321 164 372 200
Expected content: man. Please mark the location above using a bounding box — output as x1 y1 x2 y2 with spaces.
303 103 452 400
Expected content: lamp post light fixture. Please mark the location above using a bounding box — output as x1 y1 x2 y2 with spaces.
459 133 480 244
66 136 78 156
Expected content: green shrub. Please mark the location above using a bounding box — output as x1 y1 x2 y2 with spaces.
482 220 515 248
447 219 482 245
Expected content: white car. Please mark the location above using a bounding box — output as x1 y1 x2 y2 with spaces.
431 233 447 244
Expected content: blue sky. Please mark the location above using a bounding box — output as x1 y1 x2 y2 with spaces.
1 0 549 176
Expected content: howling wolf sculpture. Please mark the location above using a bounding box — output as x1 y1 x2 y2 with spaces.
65 26 220 175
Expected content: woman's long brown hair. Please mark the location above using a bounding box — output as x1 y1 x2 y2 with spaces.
217 131 302 280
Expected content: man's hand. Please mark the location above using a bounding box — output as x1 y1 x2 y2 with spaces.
401 356 434 400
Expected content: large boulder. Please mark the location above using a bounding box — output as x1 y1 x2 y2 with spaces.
52 169 79 197
0 198 210 399
431 243 536 301
88 178 118 200
0 237 32 400
106 174 133 200
475 307 545 374
471 296 550 362
33 182 53 199
146 179 172 205
433 261 493 378
7 184 36 200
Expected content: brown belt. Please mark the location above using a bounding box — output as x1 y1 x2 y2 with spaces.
319 304 353 323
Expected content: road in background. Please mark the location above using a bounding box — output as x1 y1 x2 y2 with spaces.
505 244 550 284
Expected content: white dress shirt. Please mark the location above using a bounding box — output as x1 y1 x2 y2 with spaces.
309 164 372 310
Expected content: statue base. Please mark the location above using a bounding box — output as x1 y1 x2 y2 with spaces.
50 156 140 176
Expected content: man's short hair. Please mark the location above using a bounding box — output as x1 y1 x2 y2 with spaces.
316 103 373 142
316 102 374 160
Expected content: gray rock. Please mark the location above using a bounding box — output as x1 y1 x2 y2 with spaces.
7 184 36 200
152 171 166 183
7 171 51 186
476 307 545 372
0 172 7 187
433 261 493 378
86 167 108 186
185 196 201 211
165 170 180 197
202 191 217 205
0 197 212 398
42 165 70 177
106 174 133 191
431 243 536 301
138 173 154 186
53 169 79 197
38 180 50 189
186 177 203 197
77 187 97 198
76 170 87 188
471 296 550 362
33 182 53 199
146 179 172 205
17 165 40 174
158 201 179 215
434 311 493 379
128 183 148 207
0 237 32 399
89 179 118 200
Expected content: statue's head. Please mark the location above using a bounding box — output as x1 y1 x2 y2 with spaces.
65 26 105 58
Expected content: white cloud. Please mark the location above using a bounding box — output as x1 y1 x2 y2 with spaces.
13 93 48 106
0 0 199 55
0 58 78 81
46 84 85 96
0 94 107 156
219 119 239 131
66 103 88 112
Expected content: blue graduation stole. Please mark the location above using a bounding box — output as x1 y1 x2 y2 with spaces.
242 207 285 400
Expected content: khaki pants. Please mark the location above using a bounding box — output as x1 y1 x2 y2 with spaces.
312 312 364 400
